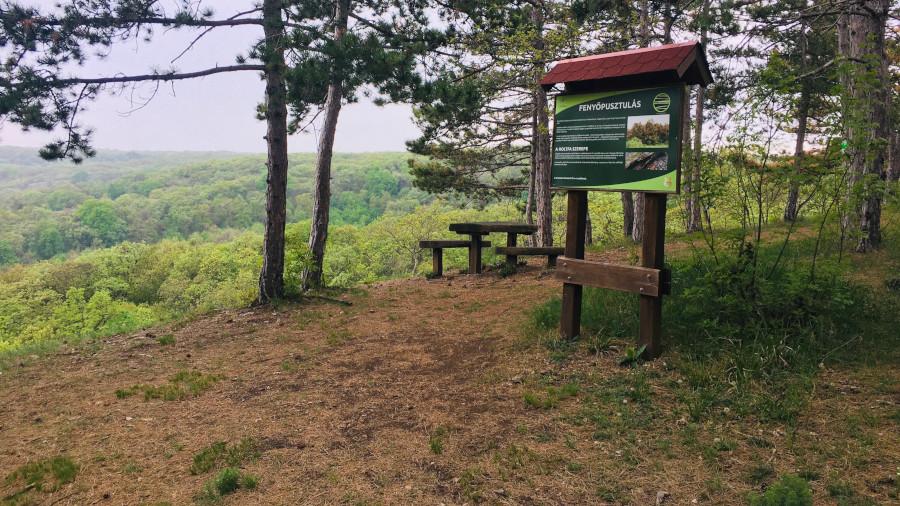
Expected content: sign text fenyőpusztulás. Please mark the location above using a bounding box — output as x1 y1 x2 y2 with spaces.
551 85 685 193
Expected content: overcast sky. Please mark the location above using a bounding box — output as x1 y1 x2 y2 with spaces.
0 1 422 154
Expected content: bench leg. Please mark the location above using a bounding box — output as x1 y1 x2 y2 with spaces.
547 255 558 267
506 233 518 267
468 235 482 274
432 248 443 277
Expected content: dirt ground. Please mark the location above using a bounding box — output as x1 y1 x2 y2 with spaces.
1 258 898 505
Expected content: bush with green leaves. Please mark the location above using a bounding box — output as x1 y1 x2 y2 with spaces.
196 467 258 503
530 239 898 423
748 474 813 506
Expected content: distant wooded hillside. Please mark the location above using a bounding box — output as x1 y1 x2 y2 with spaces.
0 149 431 265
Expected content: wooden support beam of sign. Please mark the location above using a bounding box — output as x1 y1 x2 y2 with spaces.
555 257 663 297
560 190 588 340
638 193 668 358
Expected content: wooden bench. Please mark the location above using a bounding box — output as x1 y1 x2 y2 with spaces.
420 240 492 277
495 246 565 267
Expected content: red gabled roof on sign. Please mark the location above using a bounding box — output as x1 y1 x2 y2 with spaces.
540 41 712 89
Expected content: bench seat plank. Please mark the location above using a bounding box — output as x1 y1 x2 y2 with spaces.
420 240 492 248
495 246 564 255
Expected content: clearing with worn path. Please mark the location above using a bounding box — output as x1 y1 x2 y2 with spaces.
1 259 898 505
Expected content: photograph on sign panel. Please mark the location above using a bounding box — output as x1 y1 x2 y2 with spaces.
625 151 668 171
626 114 669 148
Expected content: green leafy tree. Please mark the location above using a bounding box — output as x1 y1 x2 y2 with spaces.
0 240 16 266
27 221 65 260
76 199 127 246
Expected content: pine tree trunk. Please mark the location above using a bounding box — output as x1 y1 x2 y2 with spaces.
630 0 651 242
621 192 634 237
532 6 552 247
838 0 889 252
687 0 710 233
257 0 288 303
585 207 593 245
632 193 644 242
784 79 810 222
302 0 350 290
681 87 694 230
526 108 537 247
688 85 704 232
889 128 900 182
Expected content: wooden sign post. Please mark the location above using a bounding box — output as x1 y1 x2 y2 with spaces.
540 41 712 359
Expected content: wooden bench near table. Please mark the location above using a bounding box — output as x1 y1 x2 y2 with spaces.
419 222 564 277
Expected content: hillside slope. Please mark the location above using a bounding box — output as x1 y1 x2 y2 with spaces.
1 259 897 505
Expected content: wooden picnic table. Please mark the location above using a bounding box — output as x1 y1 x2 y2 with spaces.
449 222 537 274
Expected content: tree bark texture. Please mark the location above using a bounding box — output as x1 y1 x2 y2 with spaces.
302 0 350 289
585 206 593 245
526 107 537 247
630 0 652 242
681 87 694 229
621 192 634 237
838 0 889 252
686 0 710 233
889 128 900 182
632 192 644 242
784 78 811 222
258 0 289 303
532 6 553 247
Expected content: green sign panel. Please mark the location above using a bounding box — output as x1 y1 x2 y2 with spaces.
551 84 685 193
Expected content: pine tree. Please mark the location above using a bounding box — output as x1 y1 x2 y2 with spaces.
0 0 288 302
1 0 441 296
292 0 442 290
408 0 585 247
745 0 838 222
837 0 891 252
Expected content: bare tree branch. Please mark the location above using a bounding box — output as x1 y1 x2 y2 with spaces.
42 65 266 86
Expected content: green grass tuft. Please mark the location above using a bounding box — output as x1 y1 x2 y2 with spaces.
429 426 448 455
157 334 176 345
749 474 813 506
4 456 79 495
190 438 259 475
196 467 259 503
115 370 220 402
523 383 579 409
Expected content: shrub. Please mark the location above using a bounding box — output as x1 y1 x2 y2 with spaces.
529 241 897 423
748 474 812 506
197 467 259 502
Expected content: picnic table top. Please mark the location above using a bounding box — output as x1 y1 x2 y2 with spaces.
449 221 538 234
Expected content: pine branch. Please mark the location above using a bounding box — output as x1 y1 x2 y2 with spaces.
34 15 264 28
44 65 266 86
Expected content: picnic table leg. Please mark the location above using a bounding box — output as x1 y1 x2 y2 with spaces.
432 248 443 277
467 234 483 274
505 233 518 267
